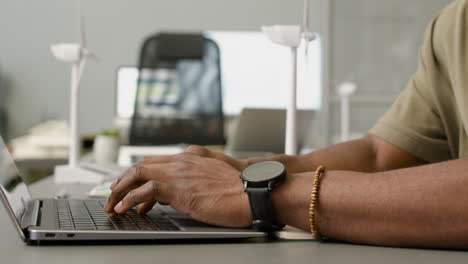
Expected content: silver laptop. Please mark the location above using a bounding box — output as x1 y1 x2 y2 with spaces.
226 108 314 155
0 137 265 244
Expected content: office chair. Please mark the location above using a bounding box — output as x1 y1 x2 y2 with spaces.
129 33 225 146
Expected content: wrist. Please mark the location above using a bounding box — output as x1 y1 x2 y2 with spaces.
240 191 254 226
270 173 314 231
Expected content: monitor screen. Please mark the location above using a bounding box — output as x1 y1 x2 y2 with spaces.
116 67 139 119
115 31 322 118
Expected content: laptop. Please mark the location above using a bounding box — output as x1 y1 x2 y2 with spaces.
0 136 265 244
226 108 314 155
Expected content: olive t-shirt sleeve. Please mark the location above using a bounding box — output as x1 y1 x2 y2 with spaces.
369 15 452 163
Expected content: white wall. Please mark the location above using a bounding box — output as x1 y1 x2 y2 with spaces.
328 0 453 142
0 0 325 140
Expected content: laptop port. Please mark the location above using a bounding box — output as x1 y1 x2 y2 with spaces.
67 234 75 238
45 233 56 238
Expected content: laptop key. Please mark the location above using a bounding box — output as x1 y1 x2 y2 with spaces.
138 225 159 231
116 226 139 231
75 226 95 230
97 226 115 230
94 220 113 224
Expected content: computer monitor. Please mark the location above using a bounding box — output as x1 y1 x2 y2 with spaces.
116 67 139 119
115 31 322 118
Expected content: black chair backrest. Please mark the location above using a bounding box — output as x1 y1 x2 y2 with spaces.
129 33 225 146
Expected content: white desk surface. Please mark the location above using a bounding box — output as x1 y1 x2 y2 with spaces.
0 177 467 264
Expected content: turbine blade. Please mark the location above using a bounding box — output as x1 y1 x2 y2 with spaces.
83 49 98 60
77 0 87 49
302 0 310 33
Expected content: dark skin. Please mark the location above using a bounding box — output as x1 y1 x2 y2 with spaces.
105 134 468 249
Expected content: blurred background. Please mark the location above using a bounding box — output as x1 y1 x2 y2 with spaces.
0 0 454 181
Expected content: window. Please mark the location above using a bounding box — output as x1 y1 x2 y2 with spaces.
206 31 322 116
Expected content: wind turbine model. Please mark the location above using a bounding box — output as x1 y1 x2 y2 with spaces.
336 81 357 142
52 0 103 183
262 0 317 156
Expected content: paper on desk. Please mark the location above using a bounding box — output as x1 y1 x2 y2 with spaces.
88 181 112 198
274 226 315 240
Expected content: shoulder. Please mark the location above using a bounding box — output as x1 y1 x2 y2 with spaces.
432 0 468 61
420 0 468 85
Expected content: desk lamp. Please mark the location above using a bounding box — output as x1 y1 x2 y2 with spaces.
51 0 103 183
262 0 316 155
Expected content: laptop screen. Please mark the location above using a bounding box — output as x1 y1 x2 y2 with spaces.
0 136 31 224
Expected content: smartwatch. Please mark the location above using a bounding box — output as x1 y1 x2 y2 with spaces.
240 161 286 232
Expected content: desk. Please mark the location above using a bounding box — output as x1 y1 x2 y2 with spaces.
1 177 468 264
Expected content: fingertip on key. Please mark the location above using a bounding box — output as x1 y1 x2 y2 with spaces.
114 201 123 213
107 211 117 217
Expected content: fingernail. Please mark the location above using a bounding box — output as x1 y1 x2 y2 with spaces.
110 180 118 190
114 201 123 212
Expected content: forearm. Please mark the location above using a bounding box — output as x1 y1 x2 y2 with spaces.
247 136 381 173
272 158 468 249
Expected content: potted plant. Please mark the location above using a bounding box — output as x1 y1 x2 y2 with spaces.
94 129 120 165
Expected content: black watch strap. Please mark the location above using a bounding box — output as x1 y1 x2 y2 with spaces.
246 187 284 231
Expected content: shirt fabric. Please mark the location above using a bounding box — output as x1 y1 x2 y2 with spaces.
370 0 468 163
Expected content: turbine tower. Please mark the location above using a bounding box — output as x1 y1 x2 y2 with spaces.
51 0 103 183
262 0 316 156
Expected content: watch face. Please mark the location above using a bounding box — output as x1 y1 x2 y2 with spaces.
241 161 285 183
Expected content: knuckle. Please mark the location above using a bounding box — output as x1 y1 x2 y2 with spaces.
142 157 154 163
126 190 138 200
186 194 200 213
115 171 130 186
149 181 159 192
132 165 144 180
174 160 191 172
186 145 208 156
175 152 191 161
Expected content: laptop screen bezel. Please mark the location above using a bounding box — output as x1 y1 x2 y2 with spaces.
0 186 27 241
0 137 32 241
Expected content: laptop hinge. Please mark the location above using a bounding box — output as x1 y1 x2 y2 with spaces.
20 200 41 230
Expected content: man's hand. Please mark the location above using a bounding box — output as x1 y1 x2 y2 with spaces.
104 152 253 228
142 145 249 172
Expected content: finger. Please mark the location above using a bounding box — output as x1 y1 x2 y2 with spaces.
186 145 246 170
185 145 211 157
141 155 176 164
106 162 176 214
137 201 157 215
142 149 204 165
114 181 170 214
109 166 139 191
105 166 147 213
110 177 122 190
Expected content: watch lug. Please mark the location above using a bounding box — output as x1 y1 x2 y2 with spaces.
243 181 248 192
267 181 274 191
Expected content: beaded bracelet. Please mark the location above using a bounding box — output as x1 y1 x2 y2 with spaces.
309 165 326 240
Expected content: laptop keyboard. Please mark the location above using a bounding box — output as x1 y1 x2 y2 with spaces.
56 200 181 231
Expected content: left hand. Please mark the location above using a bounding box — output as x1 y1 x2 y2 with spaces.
104 152 253 228
141 145 250 172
